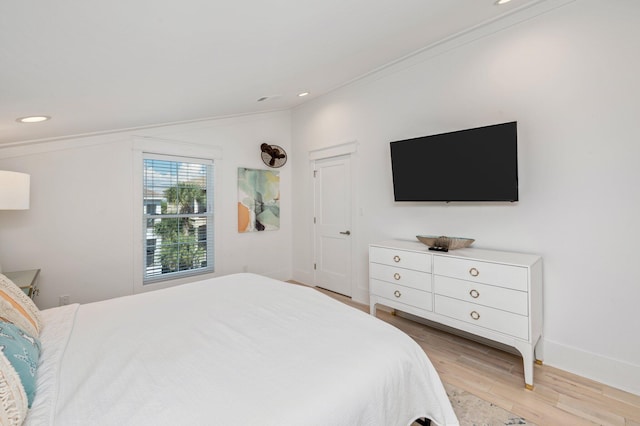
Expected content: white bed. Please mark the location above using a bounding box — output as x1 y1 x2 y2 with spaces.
25 273 458 426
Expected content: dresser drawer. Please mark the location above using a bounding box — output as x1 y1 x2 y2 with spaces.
370 263 432 292
435 295 528 339
370 279 433 311
369 246 431 272
434 256 528 291
434 275 527 315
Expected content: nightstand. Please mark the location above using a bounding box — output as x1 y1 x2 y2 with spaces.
4 269 40 299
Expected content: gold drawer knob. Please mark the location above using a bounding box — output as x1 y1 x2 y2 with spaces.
470 311 480 320
393 273 401 280
394 290 401 298
469 267 480 277
393 255 401 263
469 289 480 298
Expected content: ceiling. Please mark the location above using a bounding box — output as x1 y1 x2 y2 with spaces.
0 0 543 145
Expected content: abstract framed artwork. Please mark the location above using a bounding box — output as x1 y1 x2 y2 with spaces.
238 167 280 232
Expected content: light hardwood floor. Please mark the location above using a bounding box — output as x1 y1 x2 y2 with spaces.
310 286 640 426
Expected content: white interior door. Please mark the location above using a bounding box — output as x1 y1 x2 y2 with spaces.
313 155 352 296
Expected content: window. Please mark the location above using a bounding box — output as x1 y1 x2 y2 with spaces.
146 238 157 266
142 154 214 283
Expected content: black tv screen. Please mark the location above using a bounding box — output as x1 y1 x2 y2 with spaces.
390 121 518 202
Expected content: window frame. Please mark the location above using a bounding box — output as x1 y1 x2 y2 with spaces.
132 138 222 294
142 153 214 284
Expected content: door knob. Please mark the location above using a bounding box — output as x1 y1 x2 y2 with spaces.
340 230 351 235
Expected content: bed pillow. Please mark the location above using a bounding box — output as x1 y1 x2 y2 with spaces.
0 274 42 338
0 321 41 425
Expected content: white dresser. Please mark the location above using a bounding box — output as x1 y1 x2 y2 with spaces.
369 239 543 389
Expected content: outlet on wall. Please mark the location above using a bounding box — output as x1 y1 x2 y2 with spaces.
59 295 70 306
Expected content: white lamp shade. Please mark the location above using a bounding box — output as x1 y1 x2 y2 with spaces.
0 171 30 210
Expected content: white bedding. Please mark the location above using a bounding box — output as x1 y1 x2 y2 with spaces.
26 273 458 426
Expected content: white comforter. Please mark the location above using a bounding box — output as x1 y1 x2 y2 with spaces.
26 273 458 426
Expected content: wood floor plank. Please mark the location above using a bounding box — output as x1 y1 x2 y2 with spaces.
511 401 598 426
557 393 626 426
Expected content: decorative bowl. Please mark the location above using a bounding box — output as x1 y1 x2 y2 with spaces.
416 235 475 250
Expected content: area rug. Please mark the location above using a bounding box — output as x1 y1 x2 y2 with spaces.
427 383 537 426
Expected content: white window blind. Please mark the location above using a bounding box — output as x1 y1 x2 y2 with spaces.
143 154 214 283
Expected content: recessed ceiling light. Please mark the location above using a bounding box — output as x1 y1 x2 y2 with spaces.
16 115 51 123
298 92 310 97
494 0 512 4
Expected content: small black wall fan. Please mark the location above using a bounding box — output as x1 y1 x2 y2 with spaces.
260 143 287 168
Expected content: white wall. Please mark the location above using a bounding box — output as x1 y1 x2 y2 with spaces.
1 0 638 397
0 110 293 309
291 0 640 395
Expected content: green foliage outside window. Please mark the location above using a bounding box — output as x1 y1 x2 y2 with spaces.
153 182 207 274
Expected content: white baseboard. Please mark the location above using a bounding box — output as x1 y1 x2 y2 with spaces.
260 269 290 282
545 339 640 396
351 287 369 306
292 269 370 304
291 268 313 287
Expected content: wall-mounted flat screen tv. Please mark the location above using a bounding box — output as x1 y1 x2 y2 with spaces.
390 121 518 202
